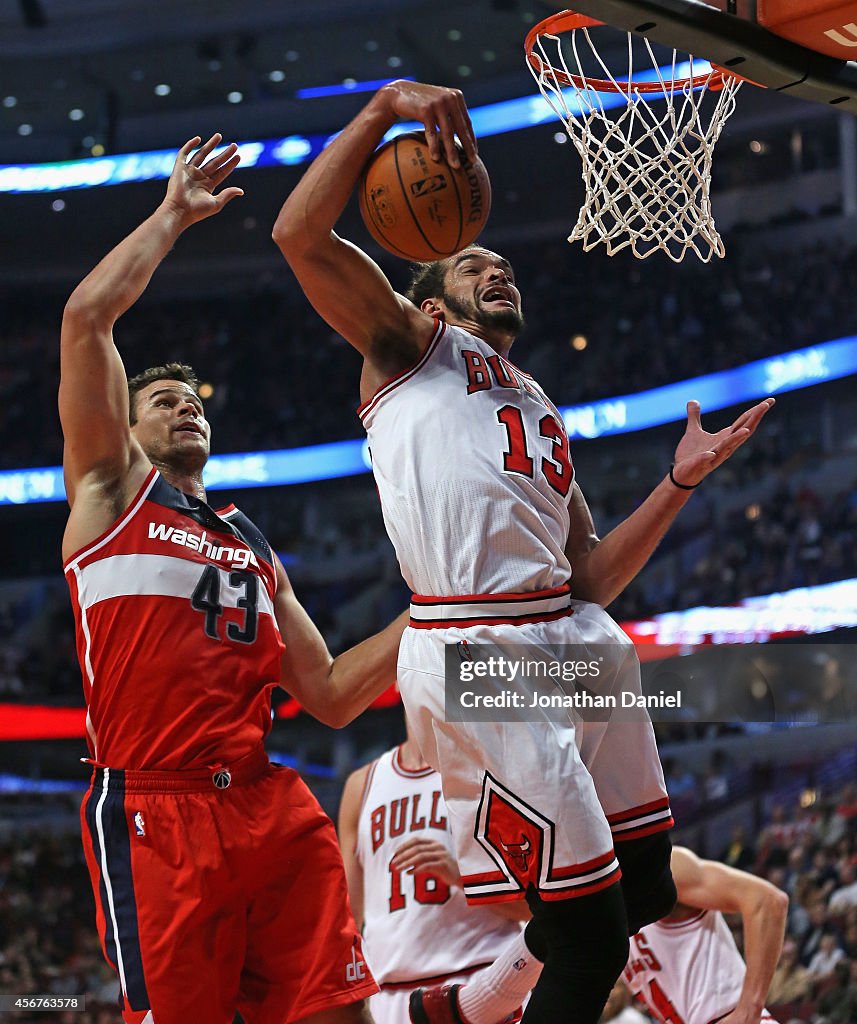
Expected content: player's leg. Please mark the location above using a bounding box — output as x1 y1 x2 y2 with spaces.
237 767 377 1024
402 701 627 1020
399 623 628 1023
520 880 629 1023
410 928 537 1024
614 830 676 934
80 779 243 1024
571 602 677 933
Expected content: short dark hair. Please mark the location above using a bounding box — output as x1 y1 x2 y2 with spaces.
405 244 490 307
127 363 200 424
405 259 449 307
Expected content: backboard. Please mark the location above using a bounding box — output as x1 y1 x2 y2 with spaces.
563 0 857 113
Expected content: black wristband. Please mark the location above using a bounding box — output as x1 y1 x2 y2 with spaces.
669 464 699 490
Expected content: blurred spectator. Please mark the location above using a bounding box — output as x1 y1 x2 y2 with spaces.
807 934 846 980
800 903 839 966
829 864 857 916
768 939 812 1007
720 824 756 871
701 749 730 805
662 756 697 799
814 959 857 1023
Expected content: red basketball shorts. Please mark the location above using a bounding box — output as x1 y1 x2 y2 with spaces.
80 746 376 1023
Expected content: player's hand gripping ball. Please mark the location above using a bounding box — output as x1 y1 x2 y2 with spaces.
359 131 491 261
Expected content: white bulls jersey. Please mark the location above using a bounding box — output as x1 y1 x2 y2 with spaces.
356 746 522 987
359 321 574 597
624 910 777 1024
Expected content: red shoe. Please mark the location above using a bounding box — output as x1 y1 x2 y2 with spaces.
409 984 466 1024
409 984 523 1024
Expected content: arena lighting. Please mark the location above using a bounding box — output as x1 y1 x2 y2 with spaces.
0 775 84 793
295 76 415 99
0 62 706 194
0 335 852 507
3 575 855 739
624 578 857 648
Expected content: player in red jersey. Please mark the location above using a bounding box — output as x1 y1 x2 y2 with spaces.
60 134 406 1024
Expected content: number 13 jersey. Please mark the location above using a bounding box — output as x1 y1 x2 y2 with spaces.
64 468 285 771
359 321 574 597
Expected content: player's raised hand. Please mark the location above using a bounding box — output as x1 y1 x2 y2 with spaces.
162 133 244 226
390 836 463 887
377 80 477 169
671 398 775 488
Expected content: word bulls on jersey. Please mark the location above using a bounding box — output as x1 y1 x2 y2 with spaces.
624 912 778 1024
461 348 573 498
360 321 575 597
64 468 285 771
356 747 522 989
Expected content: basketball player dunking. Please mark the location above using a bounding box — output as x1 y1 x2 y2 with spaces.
412 847 788 1024
338 715 528 1024
60 134 408 1024
273 79 774 1023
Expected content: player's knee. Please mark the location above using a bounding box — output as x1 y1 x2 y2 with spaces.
624 870 677 934
615 832 677 933
527 880 630 974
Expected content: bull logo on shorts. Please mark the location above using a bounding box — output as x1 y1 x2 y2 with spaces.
480 780 547 889
500 834 532 873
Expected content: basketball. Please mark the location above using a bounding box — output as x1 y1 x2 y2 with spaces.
358 131 491 262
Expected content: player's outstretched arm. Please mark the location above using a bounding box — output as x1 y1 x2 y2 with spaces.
567 399 774 606
670 846 788 1024
273 557 408 728
59 134 243 519
338 764 371 929
272 80 476 366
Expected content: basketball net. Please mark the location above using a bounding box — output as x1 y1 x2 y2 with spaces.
526 12 743 262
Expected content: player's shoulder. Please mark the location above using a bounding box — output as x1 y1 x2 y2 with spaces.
342 755 385 802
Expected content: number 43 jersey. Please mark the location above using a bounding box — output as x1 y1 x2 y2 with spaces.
64 468 285 771
359 321 574 597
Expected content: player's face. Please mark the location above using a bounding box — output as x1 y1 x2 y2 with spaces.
440 248 524 337
131 379 211 468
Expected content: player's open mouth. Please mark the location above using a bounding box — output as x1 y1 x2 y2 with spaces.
175 423 203 435
481 287 515 306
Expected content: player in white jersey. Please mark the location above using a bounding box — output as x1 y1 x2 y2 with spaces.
339 718 529 1024
624 847 787 1024
417 847 787 1024
274 79 774 1023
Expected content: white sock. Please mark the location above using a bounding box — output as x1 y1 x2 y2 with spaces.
457 930 543 1024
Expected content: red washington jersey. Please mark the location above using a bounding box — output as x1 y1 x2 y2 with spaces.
64 468 285 770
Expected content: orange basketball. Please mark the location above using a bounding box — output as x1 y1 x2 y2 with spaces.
358 131 491 262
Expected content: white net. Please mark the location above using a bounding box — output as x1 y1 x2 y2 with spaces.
527 21 742 262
